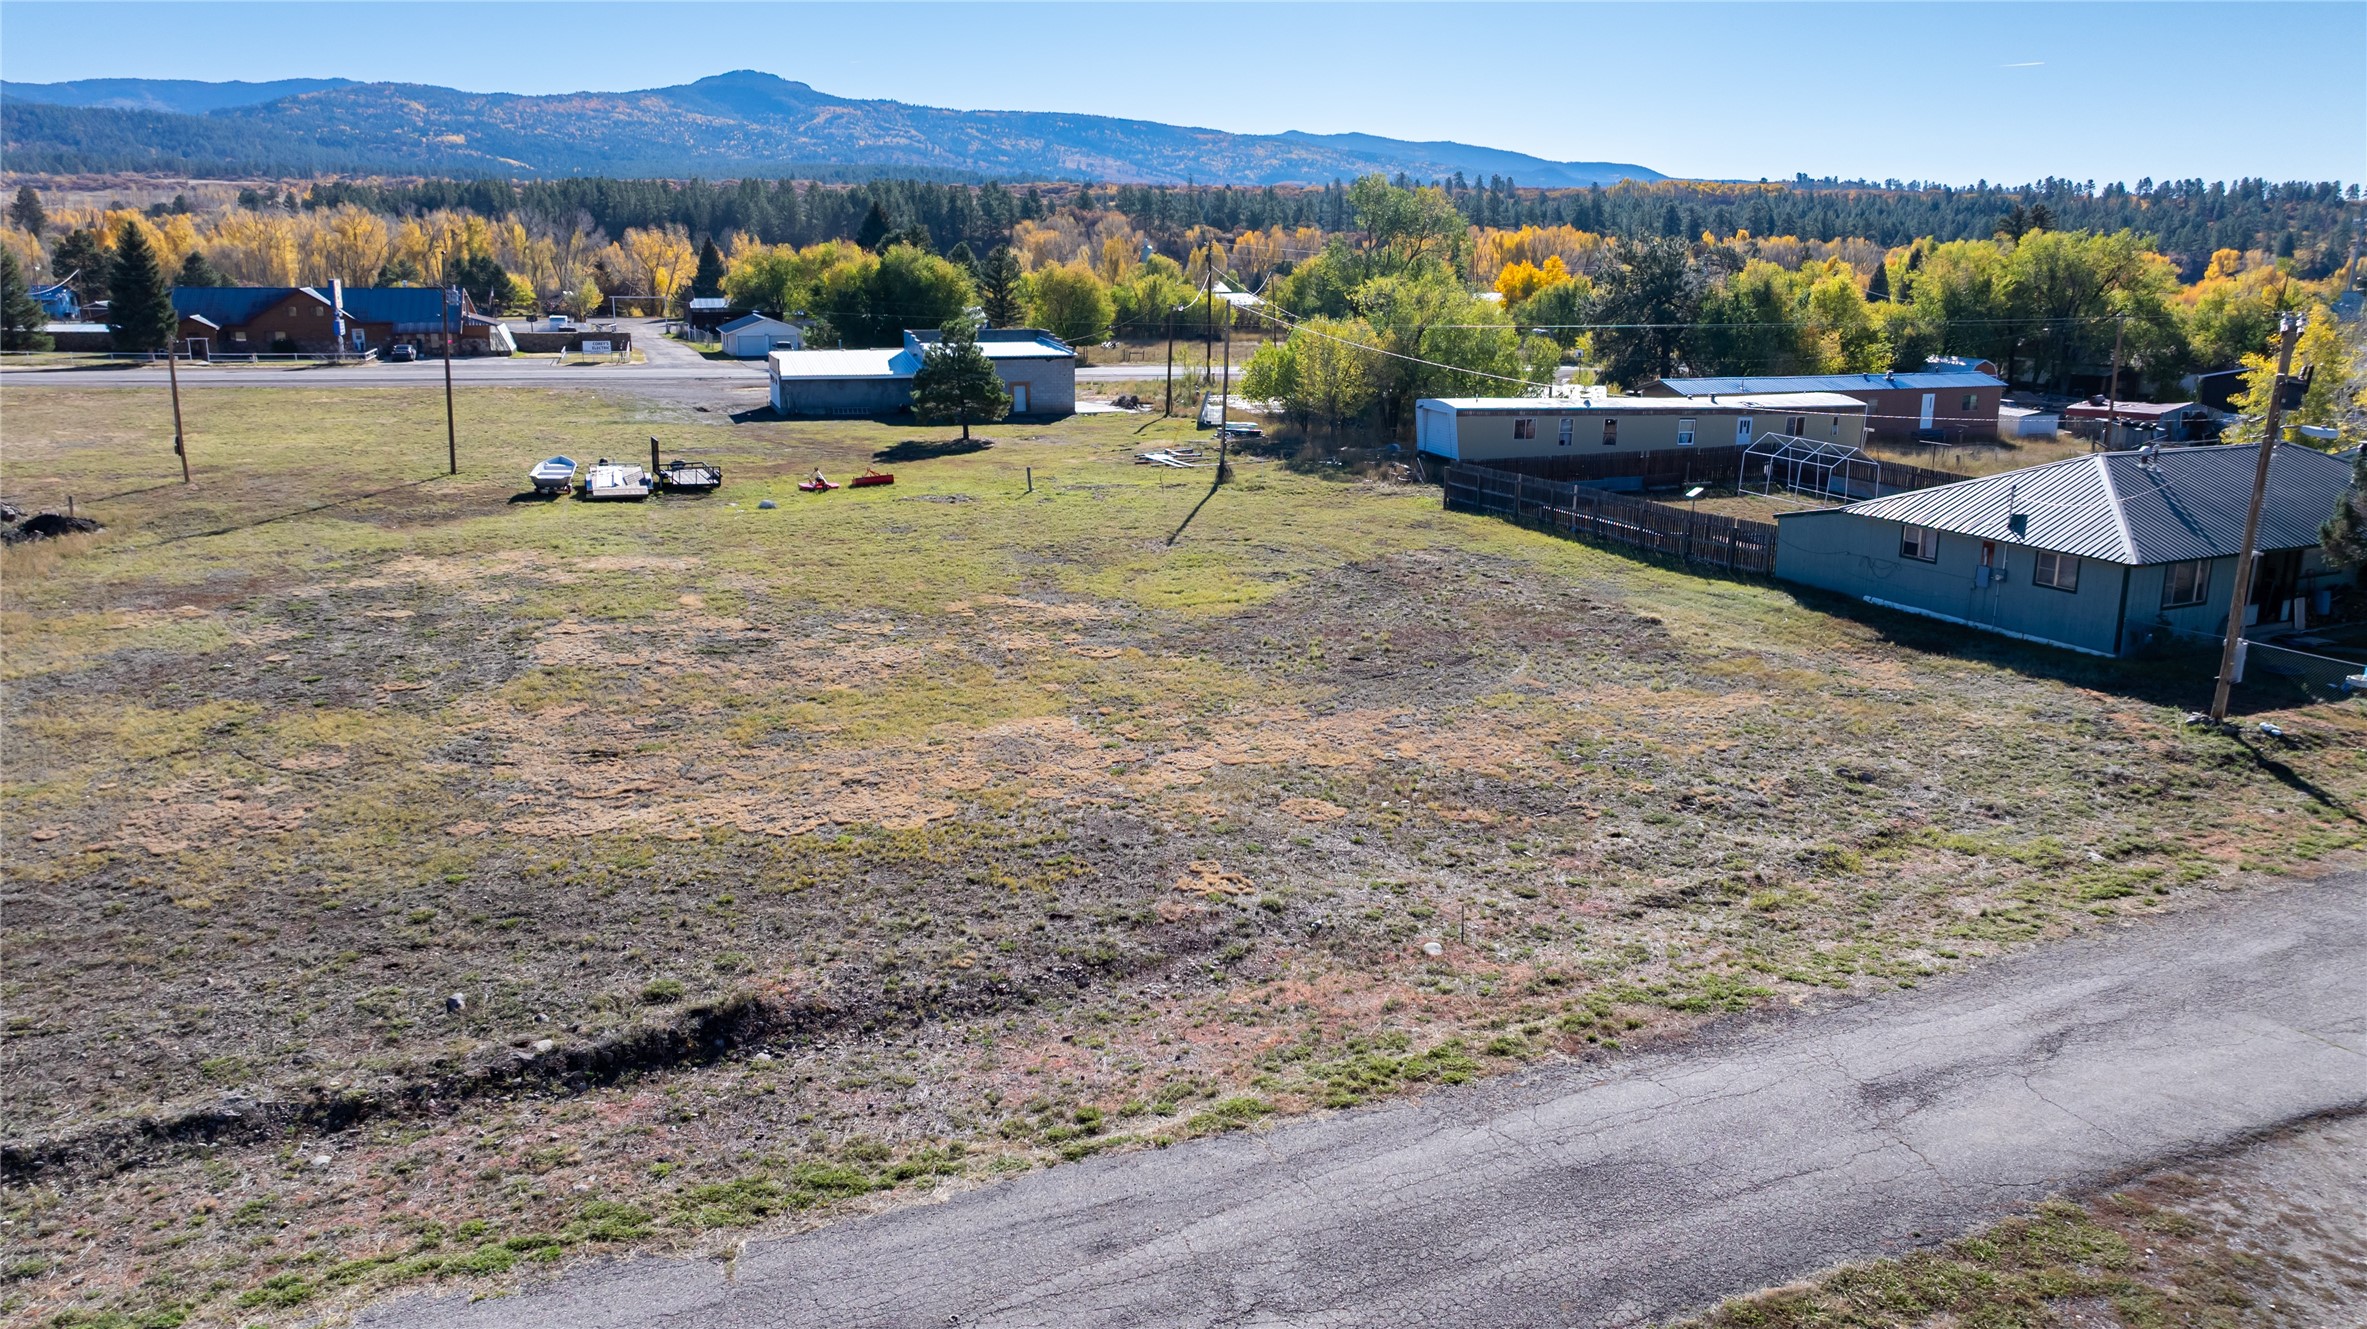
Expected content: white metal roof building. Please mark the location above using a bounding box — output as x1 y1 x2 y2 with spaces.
1415 392 1869 464
766 328 1076 418
1773 444 2356 656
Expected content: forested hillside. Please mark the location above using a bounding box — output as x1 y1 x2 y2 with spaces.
0 71 1660 187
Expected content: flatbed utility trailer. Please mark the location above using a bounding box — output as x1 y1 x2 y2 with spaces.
655 459 723 493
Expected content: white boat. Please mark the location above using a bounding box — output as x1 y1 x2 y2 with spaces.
580 459 653 500
529 455 578 493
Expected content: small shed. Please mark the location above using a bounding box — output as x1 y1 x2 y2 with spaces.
719 313 807 358
2060 399 2216 448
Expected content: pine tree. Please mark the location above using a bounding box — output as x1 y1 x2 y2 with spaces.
105 220 176 353
2324 451 2367 569
977 246 1024 327
910 312 1011 443
176 250 227 288
689 238 727 299
1 247 56 352
51 229 109 303
9 184 45 237
1866 262 1890 303
856 202 892 253
945 241 977 274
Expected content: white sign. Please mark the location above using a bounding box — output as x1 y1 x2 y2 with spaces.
580 339 614 356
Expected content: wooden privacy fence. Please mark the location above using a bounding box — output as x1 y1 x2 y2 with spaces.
1443 464 1782 575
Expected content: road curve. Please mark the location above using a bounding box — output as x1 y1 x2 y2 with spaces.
367 872 2367 1329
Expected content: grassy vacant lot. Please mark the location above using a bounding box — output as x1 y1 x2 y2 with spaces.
2 384 2361 1327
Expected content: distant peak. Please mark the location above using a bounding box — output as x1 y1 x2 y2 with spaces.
693 70 813 94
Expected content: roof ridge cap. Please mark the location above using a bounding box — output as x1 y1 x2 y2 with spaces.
2090 453 2139 563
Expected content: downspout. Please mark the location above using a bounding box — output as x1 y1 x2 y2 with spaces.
2111 564 2132 655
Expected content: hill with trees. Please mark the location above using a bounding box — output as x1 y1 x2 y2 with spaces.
0 70 1662 187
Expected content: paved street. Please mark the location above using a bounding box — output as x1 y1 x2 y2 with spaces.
367 872 2366 1329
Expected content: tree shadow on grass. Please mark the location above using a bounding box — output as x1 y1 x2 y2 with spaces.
874 437 995 463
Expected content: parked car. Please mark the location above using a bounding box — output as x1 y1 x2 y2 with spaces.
386 344 418 363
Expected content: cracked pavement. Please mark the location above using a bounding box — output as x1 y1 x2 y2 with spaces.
368 871 2366 1328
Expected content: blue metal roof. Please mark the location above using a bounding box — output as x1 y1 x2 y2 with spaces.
1653 368 2006 395
1787 444 2353 565
331 287 455 331
171 286 322 327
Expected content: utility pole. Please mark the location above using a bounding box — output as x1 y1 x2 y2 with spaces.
442 286 459 475
166 336 189 484
2099 313 2124 452
2209 313 2301 723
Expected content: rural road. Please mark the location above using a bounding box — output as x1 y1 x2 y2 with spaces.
368 871 2367 1329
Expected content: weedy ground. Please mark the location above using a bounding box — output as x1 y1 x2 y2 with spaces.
2 384 2361 1328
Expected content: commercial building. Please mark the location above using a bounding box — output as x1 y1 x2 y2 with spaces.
1641 364 2007 442
767 328 1076 418
170 286 501 357
1414 392 1868 465
1771 444 2354 656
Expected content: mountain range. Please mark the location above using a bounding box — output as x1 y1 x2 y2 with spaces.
0 70 1664 186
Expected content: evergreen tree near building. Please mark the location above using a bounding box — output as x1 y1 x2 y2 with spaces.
2324 451 2367 569
50 228 110 304
909 311 1011 443
377 256 424 286
104 220 176 353
1866 262 1890 302
9 184 46 237
176 250 227 288
445 253 509 311
945 241 977 274
689 238 727 299
976 245 1024 327
1 248 56 352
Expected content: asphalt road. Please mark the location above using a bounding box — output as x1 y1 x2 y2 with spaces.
367 872 2367 1329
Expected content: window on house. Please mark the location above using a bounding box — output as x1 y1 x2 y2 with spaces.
2161 559 2210 608
1900 525 1939 562
1786 415 1806 436
1601 418 1618 446
1677 418 1696 446
2033 550 2079 591
1557 417 1574 447
1961 393 1977 411
1513 418 1535 440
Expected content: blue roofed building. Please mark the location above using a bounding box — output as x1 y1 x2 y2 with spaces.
1772 444 2357 656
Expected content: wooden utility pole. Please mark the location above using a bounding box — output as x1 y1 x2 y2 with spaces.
2099 314 2124 452
166 338 189 483
442 287 458 475
2209 313 2301 722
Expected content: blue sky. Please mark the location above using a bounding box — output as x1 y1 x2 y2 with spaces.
2 2 2359 185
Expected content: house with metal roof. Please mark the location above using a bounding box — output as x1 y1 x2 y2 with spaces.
1772 444 2356 656
767 328 1075 418
1642 362 2007 443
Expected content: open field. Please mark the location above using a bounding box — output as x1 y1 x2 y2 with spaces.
3 385 2363 1327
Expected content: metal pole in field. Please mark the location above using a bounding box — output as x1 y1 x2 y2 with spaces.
1163 308 1176 417
2209 313 2301 723
443 286 458 475
1216 298 1232 484
166 338 189 483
